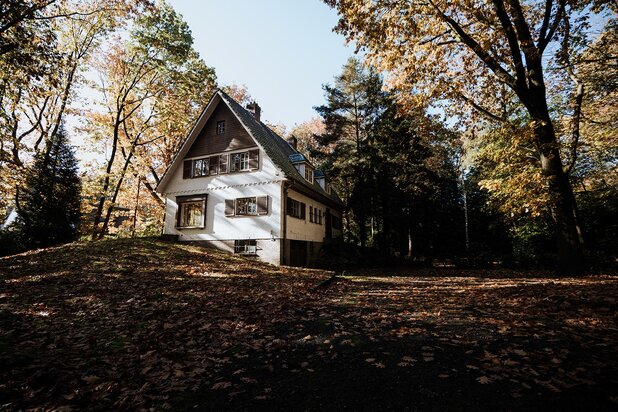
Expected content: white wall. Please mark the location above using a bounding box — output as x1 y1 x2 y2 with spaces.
163 148 284 244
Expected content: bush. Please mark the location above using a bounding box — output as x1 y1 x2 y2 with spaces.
0 227 26 257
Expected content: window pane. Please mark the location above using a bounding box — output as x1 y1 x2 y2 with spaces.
240 153 249 170
193 159 208 177
181 201 203 227
236 197 257 215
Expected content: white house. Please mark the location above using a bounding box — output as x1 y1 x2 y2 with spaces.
155 90 344 266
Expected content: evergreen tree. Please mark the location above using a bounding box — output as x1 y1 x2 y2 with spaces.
315 58 463 258
16 125 81 248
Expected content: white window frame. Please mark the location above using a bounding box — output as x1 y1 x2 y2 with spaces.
231 152 250 172
305 167 314 183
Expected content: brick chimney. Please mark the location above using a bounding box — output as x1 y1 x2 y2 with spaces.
287 135 298 150
246 101 261 122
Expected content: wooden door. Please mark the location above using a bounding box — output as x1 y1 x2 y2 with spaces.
289 240 307 267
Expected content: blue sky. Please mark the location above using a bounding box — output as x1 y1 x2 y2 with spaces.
168 0 355 128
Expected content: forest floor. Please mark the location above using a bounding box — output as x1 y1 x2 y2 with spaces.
0 238 616 411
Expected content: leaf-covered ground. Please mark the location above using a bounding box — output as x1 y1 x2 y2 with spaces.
0 238 616 411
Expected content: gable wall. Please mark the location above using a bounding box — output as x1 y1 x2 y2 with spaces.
163 131 285 265
186 102 256 157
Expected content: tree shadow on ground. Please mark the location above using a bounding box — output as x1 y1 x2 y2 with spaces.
0 239 616 411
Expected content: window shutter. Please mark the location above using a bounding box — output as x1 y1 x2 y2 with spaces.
225 199 235 216
301 203 306 220
229 154 237 173
249 149 259 170
202 198 208 226
209 156 218 175
176 203 182 227
309 206 313 223
257 196 269 215
219 154 228 173
183 160 192 179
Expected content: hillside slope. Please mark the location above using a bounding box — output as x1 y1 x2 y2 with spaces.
0 238 334 410
0 238 616 411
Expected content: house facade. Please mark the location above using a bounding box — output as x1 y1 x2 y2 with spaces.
155 90 343 266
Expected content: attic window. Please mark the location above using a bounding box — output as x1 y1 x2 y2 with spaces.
305 167 314 183
193 158 209 177
231 152 250 172
216 120 225 135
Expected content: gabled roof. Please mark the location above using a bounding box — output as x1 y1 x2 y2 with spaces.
156 89 343 209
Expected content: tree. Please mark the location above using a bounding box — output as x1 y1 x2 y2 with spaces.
325 0 614 274
0 0 146 223
15 124 81 248
315 57 386 247
315 57 462 257
86 0 216 239
288 118 327 162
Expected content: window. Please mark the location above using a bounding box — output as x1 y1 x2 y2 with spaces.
183 150 257 179
191 156 220 177
192 158 209 177
305 167 314 183
176 195 207 228
287 197 305 219
309 207 321 225
225 196 269 217
236 197 258 215
230 152 249 172
234 239 257 255
216 120 225 135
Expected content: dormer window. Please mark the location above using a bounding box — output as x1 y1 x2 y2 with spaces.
304 167 314 183
216 120 225 135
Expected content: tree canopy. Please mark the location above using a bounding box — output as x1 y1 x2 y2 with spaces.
325 0 616 273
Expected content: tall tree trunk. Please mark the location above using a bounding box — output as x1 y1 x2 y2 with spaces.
99 150 134 239
357 209 367 248
380 178 390 253
533 115 584 274
519 56 585 275
460 170 470 252
92 118 120 239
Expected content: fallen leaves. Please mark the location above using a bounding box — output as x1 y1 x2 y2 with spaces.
0 238 616 410
211 382 232 390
